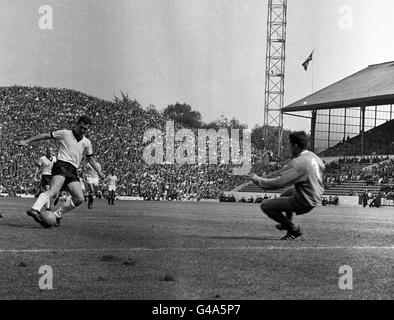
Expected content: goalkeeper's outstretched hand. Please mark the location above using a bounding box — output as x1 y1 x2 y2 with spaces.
249 173 261 186
17 140 29 146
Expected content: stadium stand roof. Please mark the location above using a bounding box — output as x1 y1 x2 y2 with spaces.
283 61 394 112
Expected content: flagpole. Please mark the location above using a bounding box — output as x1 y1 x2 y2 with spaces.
312 49 316 93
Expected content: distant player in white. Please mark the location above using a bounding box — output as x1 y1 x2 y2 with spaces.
106 170 118 205
84 160 102 209
18 115 104 227
34 147 56 210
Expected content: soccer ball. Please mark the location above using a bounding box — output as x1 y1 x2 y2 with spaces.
41 210 57 228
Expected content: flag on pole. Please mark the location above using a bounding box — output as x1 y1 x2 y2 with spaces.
302 51 314 71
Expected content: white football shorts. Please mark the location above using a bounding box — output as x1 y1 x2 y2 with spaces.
86 177 99 186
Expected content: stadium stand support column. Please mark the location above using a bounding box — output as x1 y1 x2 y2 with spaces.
361 106 365 158
343 108 347 143
311 111 317 153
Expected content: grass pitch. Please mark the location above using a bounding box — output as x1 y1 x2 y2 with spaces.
0 198 392 300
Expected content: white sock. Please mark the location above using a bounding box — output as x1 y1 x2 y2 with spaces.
32 192 50 212
54 196 76 218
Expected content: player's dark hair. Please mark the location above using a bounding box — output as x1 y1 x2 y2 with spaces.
77 115 93 126
289 131 308 150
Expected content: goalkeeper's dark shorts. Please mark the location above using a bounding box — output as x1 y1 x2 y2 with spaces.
260 194 314 216
280 187 315 215
289 197 314 215
51 160 79 186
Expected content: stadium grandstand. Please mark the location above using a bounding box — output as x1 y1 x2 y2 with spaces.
234 61 394 204
0 86 264 200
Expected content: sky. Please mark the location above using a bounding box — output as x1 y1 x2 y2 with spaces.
1 0 394 132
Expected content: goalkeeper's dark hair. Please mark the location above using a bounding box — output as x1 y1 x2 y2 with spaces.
77 115 93 126
289 131 309 150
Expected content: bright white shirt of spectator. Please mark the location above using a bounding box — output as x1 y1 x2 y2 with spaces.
51 130 92 168
36 155 57 175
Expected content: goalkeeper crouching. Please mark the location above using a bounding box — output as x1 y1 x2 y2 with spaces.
250 132 325 241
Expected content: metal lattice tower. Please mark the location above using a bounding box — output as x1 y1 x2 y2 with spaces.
264 0 287 157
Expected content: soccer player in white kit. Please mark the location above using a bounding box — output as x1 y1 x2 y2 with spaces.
84 161 102 209
18 115 104 227
34 147 56 210
106 170 118 205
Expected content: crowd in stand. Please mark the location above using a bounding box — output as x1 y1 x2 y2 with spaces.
219 193 277 203
337 155 389 164
1 86 277 200
362 158 394 187
320 120 394 157
323 156 394 191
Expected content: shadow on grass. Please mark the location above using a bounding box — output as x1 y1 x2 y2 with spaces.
0 222 42 229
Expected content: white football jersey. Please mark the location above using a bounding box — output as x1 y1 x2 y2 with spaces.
37 156 57 175
51 130 92 169
107 175 118 186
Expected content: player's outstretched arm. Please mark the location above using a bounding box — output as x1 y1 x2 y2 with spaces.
263 164 291 179
250 167 301 190
86 155 104 179
18 133 52 146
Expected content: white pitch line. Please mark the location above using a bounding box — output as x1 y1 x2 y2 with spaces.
0 246 393 254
